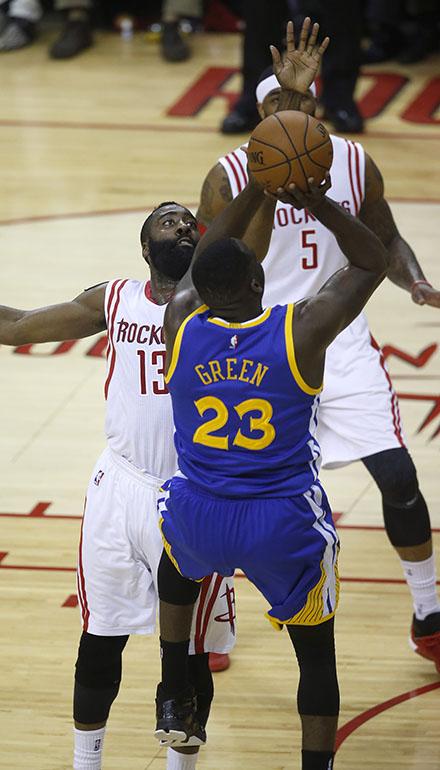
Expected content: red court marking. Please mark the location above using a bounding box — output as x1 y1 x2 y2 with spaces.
336 681 440 750
1 196 438 228
62 594 78 607
28 502 51 517
0 118 220 134
0 118 439 142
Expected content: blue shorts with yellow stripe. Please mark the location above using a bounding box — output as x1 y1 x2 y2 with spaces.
158 477 340 627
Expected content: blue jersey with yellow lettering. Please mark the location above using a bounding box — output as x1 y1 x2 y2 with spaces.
166 304 322 497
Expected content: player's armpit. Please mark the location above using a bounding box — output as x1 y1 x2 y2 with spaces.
196 163 233 227
0 283 107 346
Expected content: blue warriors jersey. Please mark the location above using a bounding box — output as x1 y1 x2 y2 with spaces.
165 304 322 497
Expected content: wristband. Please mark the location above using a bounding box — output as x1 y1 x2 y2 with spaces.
411 280 432 293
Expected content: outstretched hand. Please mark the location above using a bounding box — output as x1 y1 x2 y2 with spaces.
412 282 440 309
270 18 329 95
271 173 332 211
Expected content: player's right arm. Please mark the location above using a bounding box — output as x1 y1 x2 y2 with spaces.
276 178 388 388
0 283 107 345
196 162 233 229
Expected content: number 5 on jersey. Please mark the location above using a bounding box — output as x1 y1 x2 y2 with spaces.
193 395 276 451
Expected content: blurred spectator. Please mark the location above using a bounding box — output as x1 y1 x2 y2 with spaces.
363 0 439 64
161 0 203 61
220 0 364 135
220 0 286 134
0 0 93 56
315 0 363 133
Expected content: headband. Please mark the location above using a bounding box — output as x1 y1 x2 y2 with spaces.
256 74 316 104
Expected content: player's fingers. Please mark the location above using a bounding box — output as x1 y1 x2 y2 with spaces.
315 36 330 59
286 20 295 52
264 189 278 201
306 22 319 54
270 45 282 72
298 16 311 52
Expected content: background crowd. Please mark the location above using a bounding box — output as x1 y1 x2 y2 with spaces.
1 0 438 135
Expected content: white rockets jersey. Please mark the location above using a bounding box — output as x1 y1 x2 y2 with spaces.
220 135 365 304
219 135 371 380
104 279 177 479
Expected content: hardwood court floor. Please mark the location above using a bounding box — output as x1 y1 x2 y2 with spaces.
1 27 440 770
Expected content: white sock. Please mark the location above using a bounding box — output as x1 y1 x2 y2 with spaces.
401 554 440 620
166 747 199 770
73 727 106 770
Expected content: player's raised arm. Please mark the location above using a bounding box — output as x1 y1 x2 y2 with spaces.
0 283 107 346
274 176 388 385
360 153 440 308
164 175 276 357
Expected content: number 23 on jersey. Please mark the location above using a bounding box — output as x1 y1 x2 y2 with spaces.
193 395 276 451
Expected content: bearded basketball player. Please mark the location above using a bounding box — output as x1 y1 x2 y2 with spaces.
197 19 440 671
0 179 275 769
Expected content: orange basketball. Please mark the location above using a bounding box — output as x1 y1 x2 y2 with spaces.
247 110 333 194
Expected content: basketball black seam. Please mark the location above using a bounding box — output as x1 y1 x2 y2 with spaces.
250 148 330 173
273 113 308 189
249 135 291 163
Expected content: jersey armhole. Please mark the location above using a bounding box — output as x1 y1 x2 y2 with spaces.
165 305 207 385
284 304 323 395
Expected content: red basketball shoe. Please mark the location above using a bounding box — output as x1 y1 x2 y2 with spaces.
208 653 231 672
409 613 440 673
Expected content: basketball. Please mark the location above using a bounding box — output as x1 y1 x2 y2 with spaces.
247 110 333 194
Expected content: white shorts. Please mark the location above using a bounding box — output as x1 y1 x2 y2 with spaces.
77 447 236 653
317 315 405 468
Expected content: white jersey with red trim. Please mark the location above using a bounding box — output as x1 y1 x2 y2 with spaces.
104 278 177 479
219 135 405 465
220 135 365 304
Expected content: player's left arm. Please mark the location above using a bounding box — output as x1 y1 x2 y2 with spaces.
164 177 276 370
359 153 440 308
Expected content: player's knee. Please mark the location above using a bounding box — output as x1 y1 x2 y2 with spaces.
74 632 128 689
287 620 339 716
158 550 201 606
363 447 419 506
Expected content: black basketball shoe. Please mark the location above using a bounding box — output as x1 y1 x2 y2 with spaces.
155 683 207 747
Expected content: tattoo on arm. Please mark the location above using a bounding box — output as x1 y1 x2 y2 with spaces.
198 165 233 226
219 178 233 204
199 177 215 222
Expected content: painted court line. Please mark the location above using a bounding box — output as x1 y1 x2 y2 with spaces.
1 197 439 227
336 681 440 750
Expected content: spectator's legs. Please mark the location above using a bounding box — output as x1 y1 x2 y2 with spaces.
363 0 404 63
161 0 203 62
49 0 93 60
0 0 41 50
319 0 364 133
221 0 286 134
398 0 439 64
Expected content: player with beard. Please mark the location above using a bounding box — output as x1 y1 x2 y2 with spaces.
0 180 275 769
197 19 440 671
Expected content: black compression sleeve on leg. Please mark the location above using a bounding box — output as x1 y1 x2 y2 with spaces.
158 550 201 606
302 749 335 770
73 633 128 724
287 619 340 717
362 447 431 547
188 653 214 726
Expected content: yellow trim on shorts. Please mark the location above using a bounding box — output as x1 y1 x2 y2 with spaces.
165 305 208 384
266 558 340 629
284 303 323 395
158 514 205 584
158 515 185 576
207 307 272 329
